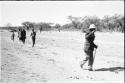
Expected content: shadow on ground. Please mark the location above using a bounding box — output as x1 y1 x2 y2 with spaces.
94 67 125 72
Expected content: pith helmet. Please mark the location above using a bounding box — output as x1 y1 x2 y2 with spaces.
89 24 96 29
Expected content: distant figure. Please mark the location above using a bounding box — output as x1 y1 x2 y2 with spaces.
18 28 26 44
11 31 15 41
21 29 26 44
30 29 36 47
58 27 60 32
80 24 98 71
18 28 22 41
39 27 42 33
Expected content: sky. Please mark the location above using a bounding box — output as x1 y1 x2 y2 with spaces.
0 1 124 26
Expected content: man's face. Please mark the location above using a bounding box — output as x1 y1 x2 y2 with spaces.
90 28 96 31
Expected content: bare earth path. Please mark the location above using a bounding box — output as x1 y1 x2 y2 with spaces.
0 30 124 83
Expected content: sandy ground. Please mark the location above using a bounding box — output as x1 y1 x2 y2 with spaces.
0 30 124 83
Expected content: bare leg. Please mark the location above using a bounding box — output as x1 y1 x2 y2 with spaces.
32 38 35 47
80 51 90 68
88 51 94 71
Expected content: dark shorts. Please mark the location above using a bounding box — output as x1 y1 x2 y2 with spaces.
84 49 93 57
84 43 94 52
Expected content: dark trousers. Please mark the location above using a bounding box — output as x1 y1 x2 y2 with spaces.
21 37 26 44
19 37 26 44
81 50 94 69
11 35 14 41
32 37 35 47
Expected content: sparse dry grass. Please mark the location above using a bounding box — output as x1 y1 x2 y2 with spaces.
0 30 124 83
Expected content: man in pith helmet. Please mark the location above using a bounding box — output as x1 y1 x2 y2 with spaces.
81 24 98 71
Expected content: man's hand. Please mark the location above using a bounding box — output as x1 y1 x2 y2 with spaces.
96 45 98 49
92 30 96 33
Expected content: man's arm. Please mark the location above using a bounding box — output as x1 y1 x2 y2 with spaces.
85 31 93 39
93 43 98 49
85 30 96 39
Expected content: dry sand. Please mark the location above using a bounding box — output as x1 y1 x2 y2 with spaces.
0 30 124 83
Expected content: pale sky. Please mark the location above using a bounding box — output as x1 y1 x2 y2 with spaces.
0 1 124 26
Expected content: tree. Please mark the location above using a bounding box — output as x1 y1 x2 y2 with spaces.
5 23 12 27
68 16 82 29
5 23 12 30
102 15 111 31
22 21 35 30
5 22 17 31
37 22 52 31
102 14 124 32
61 23 74 31
81 16 100 32
55 24 61 32
38 23 43 33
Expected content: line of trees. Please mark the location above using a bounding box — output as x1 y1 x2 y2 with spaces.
67 14 124 33
2 14 124 33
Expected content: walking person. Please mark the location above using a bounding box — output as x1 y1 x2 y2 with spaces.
30 28 36 47
18 28 22 42
80 24 98 71
11 31 15 41
21 29 26 44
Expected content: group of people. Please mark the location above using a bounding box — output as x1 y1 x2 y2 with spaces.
11 28 36 47
11 24 98 71
18 28 26 44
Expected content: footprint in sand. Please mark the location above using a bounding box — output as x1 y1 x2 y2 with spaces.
28 73 48 82
22 50 29 53
52 52 58 55
48 59 55 64
39 47 47 49
34 54 39 55
69 76 80 79
2 48 8 51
